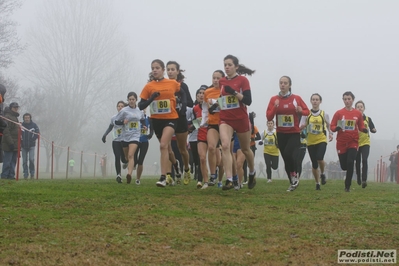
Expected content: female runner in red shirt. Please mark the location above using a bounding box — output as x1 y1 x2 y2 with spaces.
219 55 256 190
266 76 309 192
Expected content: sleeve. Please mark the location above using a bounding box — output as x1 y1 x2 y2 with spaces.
266 96 278 121
259 130 265 140
140 84 151 100
357 113 366 132
299 116 308 128
114 109 125 123
330 111 340 132
103 123 114 137
32 123 40 141
181 83 193 108
241 77 251 93
368 117 376 132
296 95 309 116
241 90 252 106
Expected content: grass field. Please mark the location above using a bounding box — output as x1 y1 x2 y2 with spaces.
0 177 398 266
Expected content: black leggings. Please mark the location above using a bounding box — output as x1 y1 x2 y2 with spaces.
355 145 370 182
296 147 306 178
112 141 127 176
134 141 149 166
189 141 202 182
277 133 300 182
338 148 357 189
264 153 278 180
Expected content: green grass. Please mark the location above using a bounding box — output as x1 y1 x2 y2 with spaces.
0 177 398 265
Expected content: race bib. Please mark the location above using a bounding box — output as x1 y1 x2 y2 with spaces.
278 115 294 127
127 121 139 131
218 95 239 110
308 123 322 134
113 128 122 138
264 138 275 146
343 120 356 131
141 128 147 135
150 99 171 114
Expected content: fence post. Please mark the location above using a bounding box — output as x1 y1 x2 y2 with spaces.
376 160 380 182
94 152 97 178
80 151 83 178
51 141 54 179
66 147 70 179
36 135 40 179
379 156 383 182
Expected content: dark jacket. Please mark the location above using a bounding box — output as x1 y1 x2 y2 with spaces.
2 107 19 152
21 120 40 149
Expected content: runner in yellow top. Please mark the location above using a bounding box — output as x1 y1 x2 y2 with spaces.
354 100 376 188
300 93 333 190
258 120 279 182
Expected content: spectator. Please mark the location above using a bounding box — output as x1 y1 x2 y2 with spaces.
1 102 20 179
21 113 40 179
389 146 398 182
69 158 75 174
0 83 7 163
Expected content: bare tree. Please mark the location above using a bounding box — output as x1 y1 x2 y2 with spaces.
22 0 136 172
0 0 24 69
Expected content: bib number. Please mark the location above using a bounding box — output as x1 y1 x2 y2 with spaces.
308 123 322 134
150 99 171 114
218 95 239 110
127 122 139 131
278 115 294 127
113 128 122 138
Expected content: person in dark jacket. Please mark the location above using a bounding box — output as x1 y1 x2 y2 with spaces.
21 113 40 179
1 102 20 179
0 83 7 163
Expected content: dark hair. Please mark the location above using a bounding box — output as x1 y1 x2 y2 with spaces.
208 70 226 88
310 93 322 102
249 112 255 134
148 59 165 82
224 55 255 76
267 120 275 124
127 92 137 100
116 100 126 107
342 91 355 100
194 87 206 105
355 100 365 109
23 113 32 120
166 61 185 82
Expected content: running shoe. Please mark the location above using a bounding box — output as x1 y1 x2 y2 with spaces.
183 170 191 185
126 174 132 184
345 187 350 192
267 179 272 183
248 171 256 189
242 181 248 185
287 185 296 192
233 180 240 190
217 182 223 188
362 181 367 188
320 174 327 185
222 180 234 190
208 177 216 186
196 181 202 189
174 161 181 179
316 184 321 190
156 176 166 187
116 175 122 184
201 183 209 190
122 163 128 169
166 174 174 186
135 179 140 185
292 177 299 188
176 177 182 185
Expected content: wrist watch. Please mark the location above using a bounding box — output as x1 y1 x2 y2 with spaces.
234 91 238 96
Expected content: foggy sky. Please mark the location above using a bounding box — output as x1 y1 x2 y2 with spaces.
10 0 399 164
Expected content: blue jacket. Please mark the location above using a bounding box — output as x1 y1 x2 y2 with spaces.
21 121 40 149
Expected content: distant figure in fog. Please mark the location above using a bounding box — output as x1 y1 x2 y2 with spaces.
21 113 40 179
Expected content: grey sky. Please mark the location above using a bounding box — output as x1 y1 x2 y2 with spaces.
11 0 399 145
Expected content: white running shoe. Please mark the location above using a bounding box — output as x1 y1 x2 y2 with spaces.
201 183 209 189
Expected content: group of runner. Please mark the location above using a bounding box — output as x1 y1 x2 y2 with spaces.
102 55 376 192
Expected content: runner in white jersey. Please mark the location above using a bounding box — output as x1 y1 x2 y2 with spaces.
114 92 145 184
102 101 128 183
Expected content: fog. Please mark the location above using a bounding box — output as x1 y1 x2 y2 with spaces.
5 0 399 173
